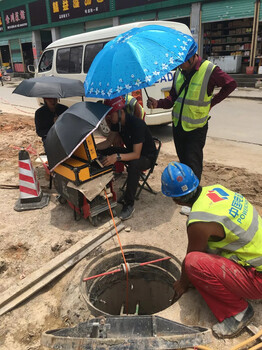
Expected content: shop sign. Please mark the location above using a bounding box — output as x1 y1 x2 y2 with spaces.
29 0 48 27
49 0 110 22
4 5 28 31
0 16 3 32
115 0 167 10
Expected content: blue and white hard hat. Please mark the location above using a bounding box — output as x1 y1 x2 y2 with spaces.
184 39 198 62
161 162 199 198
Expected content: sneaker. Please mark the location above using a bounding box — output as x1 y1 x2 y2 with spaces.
212 303 254 339
180 206 191 216
119 204 135 221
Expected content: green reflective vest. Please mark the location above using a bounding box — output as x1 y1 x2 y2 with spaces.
187 185 262 271
172 60 215 131
125 95 144 119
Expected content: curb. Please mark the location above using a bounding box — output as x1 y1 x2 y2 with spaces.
228 95 262 101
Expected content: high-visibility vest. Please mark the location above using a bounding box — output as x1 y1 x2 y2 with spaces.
172 60 215 131
125 95 144 119
187 184 262 271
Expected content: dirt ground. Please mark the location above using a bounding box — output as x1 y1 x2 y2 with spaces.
1 112 262 350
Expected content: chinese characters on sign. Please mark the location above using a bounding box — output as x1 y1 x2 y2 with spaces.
49 0 110 22
4 5 28 31
115 0 167 11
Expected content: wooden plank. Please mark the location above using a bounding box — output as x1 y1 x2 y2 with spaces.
0 219 124 316
246 324 262 342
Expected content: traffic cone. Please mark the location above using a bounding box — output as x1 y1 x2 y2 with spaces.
14 149 50 212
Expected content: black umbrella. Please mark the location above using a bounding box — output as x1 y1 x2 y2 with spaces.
13 76 85 98
45 101 111 171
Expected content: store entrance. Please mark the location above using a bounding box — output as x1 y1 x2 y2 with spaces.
22 43 34 72
40 30 52 51
0 45 11 66
203 18 262 74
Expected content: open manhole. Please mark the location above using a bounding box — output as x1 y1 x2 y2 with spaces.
42 246 212 349
80 245 182 316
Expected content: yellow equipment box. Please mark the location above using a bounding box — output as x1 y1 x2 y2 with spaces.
54 134 113 186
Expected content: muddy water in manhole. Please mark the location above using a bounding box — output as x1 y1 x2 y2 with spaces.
80 245 181 316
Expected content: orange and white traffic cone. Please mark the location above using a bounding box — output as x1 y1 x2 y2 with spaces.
14 149 50 212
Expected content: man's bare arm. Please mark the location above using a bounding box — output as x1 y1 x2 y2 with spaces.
96 131 118 150
102 143 143 167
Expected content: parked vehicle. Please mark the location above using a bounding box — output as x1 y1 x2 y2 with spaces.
29 21 192 135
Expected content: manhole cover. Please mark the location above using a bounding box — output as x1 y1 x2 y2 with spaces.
41 315 212 350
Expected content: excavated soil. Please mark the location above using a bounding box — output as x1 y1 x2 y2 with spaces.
1 112 262 350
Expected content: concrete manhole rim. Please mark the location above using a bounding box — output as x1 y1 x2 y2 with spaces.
80 244 182 317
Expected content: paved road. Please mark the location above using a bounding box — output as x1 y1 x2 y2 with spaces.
0 81 39 115
0 82 261 145
208 97 262 145
149 96 262 146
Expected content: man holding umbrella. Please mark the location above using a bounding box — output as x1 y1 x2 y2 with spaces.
147 51 237 214
97 96 157 221
12 76 85 153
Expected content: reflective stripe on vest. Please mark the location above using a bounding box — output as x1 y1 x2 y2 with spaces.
125 95 144 118
187 185 262 270
172 61 215 131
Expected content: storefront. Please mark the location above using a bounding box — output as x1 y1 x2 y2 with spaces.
0 0 49 72
119 4 191 27
202 0 262 73
0 0 261 75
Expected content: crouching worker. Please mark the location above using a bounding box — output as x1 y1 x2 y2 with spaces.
161 161 262 338
97 97 157 221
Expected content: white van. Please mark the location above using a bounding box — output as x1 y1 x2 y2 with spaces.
33 21 192 134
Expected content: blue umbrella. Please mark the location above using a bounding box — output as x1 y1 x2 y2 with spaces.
84 24 197 99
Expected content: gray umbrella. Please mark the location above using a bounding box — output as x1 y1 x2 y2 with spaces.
45 101 111 172
13 76 85 98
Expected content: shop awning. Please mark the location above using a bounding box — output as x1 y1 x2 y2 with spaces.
202 0 255 23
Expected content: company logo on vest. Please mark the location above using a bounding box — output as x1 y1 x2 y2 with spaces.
207 187 229 203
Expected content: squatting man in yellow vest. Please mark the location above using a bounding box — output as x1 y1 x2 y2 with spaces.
147 49 237 215
161 161 262 339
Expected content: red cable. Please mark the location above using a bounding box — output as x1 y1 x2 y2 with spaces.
83 256 171 281
139 256 171 266
83 268 121 281
104 189 129 315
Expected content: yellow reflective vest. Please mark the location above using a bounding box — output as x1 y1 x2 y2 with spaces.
187 184 262 271
172 60 215 131
125 95 144 119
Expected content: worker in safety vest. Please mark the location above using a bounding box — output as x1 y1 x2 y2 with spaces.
161 161 262 339
124 94 145 120
104 95 145 174
147 45 237 198
105 95 144 131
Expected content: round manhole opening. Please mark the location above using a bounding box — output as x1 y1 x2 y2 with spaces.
81 245 181 316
